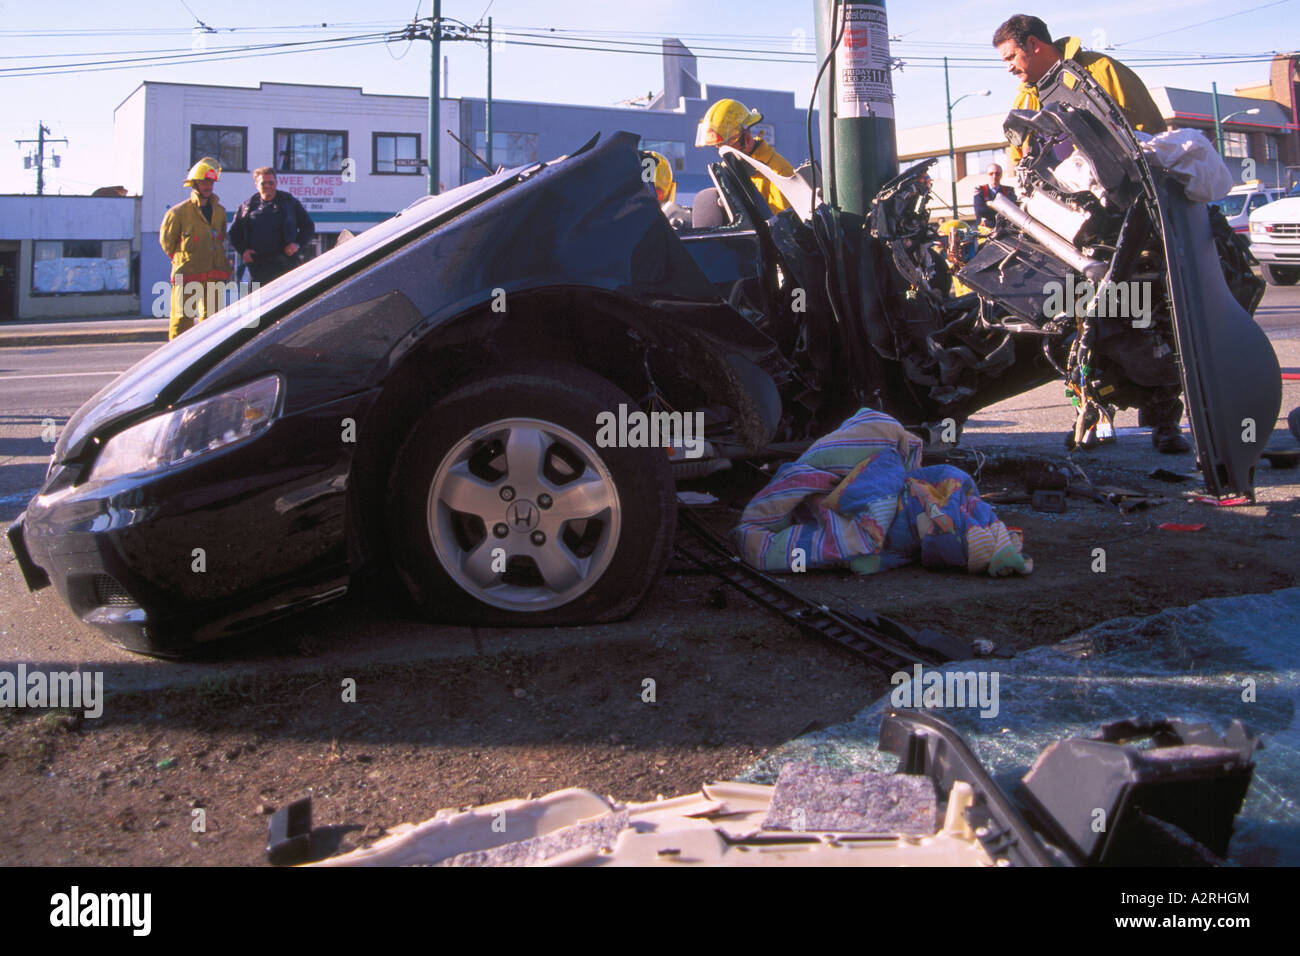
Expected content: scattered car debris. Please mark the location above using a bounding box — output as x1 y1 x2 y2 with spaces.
1019 717 1259 865
762 763 937 835
1031 489 1067 513
266 796 313 866
1192 494 1251 507
306 711 1256 867
1148 468 1193 483
1090 485 1171 514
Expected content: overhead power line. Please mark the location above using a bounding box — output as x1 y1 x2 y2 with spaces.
1113 0 1297 47
0 34 393 78
0 16 1289 81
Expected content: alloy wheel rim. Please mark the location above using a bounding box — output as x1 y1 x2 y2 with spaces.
427 417 622 611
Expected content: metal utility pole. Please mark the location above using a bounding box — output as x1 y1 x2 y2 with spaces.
944 60 990 218
486 17 493 170
945 57 955 214
15 123 68 196
400 10 484 190
815 0 898 217
429 0 441 195
1212 82 1223 156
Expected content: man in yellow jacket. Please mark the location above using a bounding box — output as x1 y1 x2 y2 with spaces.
695 99 796 214
993 15 1166 166
992 15 1188 454
160 156 231 339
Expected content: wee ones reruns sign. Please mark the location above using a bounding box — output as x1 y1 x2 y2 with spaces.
277 174 348 212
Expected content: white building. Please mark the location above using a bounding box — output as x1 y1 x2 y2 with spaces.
115 81 463 318
0 195 138 320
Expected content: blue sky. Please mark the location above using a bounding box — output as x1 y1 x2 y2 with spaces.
1 0 1293 194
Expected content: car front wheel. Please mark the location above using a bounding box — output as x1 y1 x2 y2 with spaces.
386 362 676 626
1261 264 1300 286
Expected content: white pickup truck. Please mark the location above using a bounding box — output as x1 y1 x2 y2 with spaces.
1249 184 1300 285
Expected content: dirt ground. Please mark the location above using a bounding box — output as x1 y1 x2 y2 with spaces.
1 449 1297 866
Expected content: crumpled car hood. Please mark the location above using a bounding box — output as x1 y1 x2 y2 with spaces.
54 168 525 463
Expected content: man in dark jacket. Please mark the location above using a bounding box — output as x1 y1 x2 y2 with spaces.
972 164 1016 227
229 166 315 285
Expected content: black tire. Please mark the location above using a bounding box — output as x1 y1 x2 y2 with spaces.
1261 264 1300 286
386 362 676 626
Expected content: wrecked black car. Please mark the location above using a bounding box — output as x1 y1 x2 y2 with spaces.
8 61 1281 655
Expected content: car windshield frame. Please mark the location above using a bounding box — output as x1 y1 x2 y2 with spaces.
1215 195 1248 217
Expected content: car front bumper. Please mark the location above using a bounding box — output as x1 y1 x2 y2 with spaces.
1249 235 1300 265
13 403 358 655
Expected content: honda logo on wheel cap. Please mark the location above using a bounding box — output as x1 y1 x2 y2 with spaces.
508 500 539 530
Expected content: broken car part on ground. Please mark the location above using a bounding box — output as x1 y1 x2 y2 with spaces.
287 711 1258 867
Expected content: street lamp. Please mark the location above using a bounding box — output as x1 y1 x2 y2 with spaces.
944 57 990 217
1211 81 1261 157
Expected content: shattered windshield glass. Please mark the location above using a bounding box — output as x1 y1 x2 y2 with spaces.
742 587 1300 865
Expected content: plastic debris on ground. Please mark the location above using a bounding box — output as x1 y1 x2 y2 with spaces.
740 587 1300 865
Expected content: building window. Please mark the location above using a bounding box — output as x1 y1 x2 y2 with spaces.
33 239 132 295
927 154 954 183
1222 131 1249 159
472 131 538 168
373 132 421 174
274 129 348 174
966 147 1006 175
191 125 247 172
1264 136 1279 161
640 139 687 171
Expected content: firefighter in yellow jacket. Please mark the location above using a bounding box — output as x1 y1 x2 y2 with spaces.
992 14 1188 455
160 157 231 339
695 99 796 214
993 15 1166 166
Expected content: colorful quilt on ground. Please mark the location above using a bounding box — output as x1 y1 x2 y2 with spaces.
735 408 1031 577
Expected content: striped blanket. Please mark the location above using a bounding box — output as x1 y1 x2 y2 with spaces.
736 408 1031 577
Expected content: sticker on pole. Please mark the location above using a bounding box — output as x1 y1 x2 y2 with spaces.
836 4 894 120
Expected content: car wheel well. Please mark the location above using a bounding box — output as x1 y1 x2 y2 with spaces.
346 290 688 574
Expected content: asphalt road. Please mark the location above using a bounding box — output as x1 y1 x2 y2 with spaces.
0 343 156 516
1 286 1297 685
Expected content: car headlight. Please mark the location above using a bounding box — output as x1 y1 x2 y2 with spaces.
1249 222 1271 235
91 375 281 481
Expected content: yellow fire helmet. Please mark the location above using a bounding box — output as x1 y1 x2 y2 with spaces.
695 98 763 148
647 150 676 204
183 156 222 186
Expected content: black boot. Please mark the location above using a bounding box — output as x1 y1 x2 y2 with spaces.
1142 393 1190 454
1151 423 1191 454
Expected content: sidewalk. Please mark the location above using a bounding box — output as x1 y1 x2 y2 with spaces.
0 314 167 348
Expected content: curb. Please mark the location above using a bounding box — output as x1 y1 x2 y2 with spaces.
0 330 168 348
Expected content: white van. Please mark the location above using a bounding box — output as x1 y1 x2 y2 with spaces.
1249 184 1300 285
1213 181 1287 233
